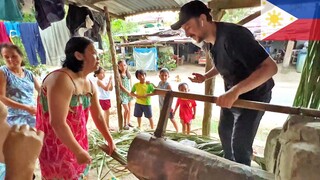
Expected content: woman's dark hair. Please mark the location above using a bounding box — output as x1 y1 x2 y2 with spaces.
135 69 146 79
93 66 103 77
117 60 131 79
0 43 25 66
62 37 93 73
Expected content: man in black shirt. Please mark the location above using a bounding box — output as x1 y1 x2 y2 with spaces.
171 1 278 166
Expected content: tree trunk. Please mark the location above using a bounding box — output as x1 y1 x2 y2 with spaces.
104 6 123 129
202 46 215 136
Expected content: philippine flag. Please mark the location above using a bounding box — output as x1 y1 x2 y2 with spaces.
261 0 320 40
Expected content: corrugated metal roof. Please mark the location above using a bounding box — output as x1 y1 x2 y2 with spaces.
75 0 210 18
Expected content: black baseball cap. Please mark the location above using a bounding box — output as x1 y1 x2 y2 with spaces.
171 0 211 30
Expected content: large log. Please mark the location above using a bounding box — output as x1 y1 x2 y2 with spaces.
127 133 274 180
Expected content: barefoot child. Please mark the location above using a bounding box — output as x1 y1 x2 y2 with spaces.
130 69 154 129
94 67 113 130
149 68 179 132
118 60 134 130
173 83 197 134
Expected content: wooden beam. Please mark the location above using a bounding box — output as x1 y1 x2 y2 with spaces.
153 89 320 117
211 8 225 21
209 0 260 10
89 0 110 4
237 11 261 25
104 6 124 130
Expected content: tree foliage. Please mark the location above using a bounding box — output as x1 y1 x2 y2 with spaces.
293 41 320 109
221 8 257 23
111 19 139 41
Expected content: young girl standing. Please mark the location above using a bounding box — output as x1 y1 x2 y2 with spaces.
173 83 197 134
118 60 133 130
94 67 113 130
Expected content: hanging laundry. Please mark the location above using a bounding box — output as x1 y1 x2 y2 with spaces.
92 11 106 35
78 15 94 37
0 0 23 21
20 23 46 65
34 0 65 30
39 19 70 66
66 4 94 36
4 22 21 37
0 22 11 43
84 11 106 49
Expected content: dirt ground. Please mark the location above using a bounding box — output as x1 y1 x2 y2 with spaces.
35 63 301 179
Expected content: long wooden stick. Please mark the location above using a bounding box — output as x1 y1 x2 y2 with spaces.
104 6 124 129
153 89 320 118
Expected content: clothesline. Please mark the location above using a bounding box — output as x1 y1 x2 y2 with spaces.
0 1 107 67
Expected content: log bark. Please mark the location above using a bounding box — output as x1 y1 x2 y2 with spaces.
104 6 123 129
202 45 214 136
127 133 274 180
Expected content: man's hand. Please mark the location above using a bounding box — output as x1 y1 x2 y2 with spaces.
4 125 44 179
188 73 206 83
216 88 240 108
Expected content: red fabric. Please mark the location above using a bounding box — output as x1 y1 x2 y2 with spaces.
36 87 90 179
99 99 111 110
177 98 196 123
0 22 11 43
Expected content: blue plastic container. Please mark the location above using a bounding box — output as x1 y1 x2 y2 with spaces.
296 50 307 73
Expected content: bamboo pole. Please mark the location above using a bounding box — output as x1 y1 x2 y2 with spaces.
104 6 123 130
154 89 320 118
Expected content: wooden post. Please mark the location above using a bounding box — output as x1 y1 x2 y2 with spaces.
202 44 214 136
154 91 174 138
177 44 180 65
283 40 295 68
104 6 123 130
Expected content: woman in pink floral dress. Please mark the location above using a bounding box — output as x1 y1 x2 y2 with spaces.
36 37 115 179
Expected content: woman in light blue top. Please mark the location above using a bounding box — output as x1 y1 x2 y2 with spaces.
0 43 40 127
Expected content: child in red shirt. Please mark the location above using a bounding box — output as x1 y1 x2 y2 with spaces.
173 83 197 134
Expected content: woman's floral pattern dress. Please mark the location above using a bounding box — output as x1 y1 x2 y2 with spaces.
36 71 91 179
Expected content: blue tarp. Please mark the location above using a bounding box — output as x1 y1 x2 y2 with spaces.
133 47 158 71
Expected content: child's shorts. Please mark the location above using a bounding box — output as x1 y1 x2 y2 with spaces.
134 103 152 118
99 99 111 110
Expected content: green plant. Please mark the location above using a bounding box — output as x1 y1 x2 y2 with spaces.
293 41 320 109
158 51 177 71
89 129 223 179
